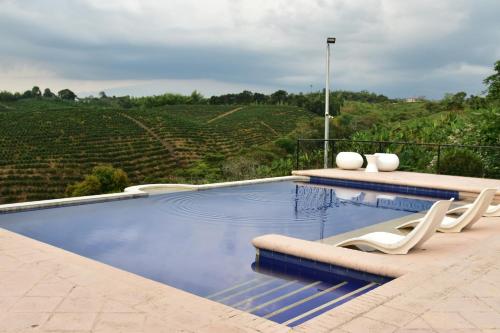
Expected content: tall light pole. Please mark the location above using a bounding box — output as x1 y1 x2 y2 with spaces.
324 37 336 169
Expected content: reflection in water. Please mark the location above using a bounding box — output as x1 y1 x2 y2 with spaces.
294 184 433 214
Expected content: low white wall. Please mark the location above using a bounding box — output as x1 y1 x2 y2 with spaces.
126 175 310 194
0 175 310 213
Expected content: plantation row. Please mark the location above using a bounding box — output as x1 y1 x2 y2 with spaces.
0 103 313 203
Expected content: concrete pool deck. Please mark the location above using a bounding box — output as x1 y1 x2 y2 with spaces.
292 168 500 202
1 171 500 332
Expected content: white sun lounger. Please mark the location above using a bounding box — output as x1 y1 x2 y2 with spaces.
398 188 497 233
447 203 500 217
335 199 453 254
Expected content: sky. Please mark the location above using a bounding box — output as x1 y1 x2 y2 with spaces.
0 0 499 99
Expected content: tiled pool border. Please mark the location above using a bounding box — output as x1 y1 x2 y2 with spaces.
257 249 393 285
309 176 459 199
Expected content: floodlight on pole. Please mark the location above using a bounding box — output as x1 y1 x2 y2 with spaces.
324 37 335 169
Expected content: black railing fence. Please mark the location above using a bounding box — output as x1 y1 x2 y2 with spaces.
295 139 500 179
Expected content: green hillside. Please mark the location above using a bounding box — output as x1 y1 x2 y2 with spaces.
350 107 499 177
1 73 498 204
0 101 314 203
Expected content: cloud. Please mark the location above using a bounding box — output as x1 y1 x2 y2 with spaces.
0 0 498 98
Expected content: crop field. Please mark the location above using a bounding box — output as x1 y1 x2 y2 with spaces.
0 101 313 203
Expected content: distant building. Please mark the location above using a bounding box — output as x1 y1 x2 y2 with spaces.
405 96 426 103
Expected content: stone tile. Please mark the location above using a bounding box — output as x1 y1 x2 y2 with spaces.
197 322 256 333
341 316 398 333
27 281 75 297
0 283 35 297
143 315 192 333
18 251 53 264
166 308 217 329
0 296 18 312
481 297 500 312
365 305 417 327
0 312 49 331
459 281 500 298
10 296 62 313
459 311 500 329
55 297 104 313
421 312 475 330
68 286 102 299
0 255 22 270
402 317 433 330
384 295 434 315
94 313 145 332
430 297 492 312
102 299 141 313
43 313 97 331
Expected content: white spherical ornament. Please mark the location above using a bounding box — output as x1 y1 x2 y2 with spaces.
335 152 363 170
375 153 399 171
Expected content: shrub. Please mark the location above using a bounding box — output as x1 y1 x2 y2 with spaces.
275 137 296 155
66 165 130 197
438 150 484 177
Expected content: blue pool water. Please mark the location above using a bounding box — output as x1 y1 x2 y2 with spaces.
0 181 434 326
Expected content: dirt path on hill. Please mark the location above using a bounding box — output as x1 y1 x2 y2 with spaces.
207 107 245 124
260 121 279 136
119 113 181 167
0 103 14 110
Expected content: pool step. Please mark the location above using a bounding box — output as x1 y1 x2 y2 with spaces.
282 282 377 326
209 276 379 327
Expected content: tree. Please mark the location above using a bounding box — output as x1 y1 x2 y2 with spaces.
466 95 487 110
57 89 77 101
31 86 41 97
189 90 204 104
236 90 253 104
22 90 33 98
442 92 467 110
253 92 267 104
65 165 129 197
484 60 500 101
98 91 107 99
43 88 55 98
0 91 16 102
271 90 288 105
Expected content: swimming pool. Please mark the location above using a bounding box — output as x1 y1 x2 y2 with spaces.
0 180 434 326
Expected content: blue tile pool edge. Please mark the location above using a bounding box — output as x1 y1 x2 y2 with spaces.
309 176 459 200
256 248 393 285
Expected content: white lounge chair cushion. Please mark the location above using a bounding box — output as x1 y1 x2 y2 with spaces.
448 203 500 217
439 216 458 228
357 232 405 245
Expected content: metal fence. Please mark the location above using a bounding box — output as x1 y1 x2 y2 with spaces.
295 139 500 179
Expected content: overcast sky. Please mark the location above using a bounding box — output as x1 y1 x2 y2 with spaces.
0 0 499 99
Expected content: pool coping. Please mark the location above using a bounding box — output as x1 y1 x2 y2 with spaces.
0 175 310 213
292 168 500 202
